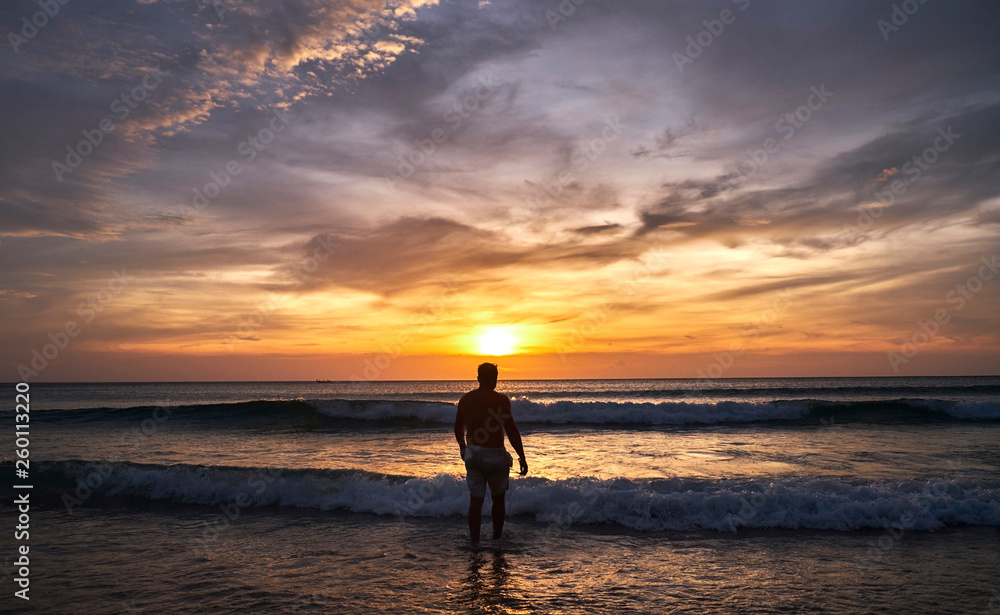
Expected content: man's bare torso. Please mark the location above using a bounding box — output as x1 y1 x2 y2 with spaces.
457 388 511 448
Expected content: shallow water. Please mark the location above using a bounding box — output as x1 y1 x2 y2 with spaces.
4 503 997 614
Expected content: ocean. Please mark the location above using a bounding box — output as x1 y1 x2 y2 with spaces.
3 376 999 614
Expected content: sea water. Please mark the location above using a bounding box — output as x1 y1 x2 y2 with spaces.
2 377 999 614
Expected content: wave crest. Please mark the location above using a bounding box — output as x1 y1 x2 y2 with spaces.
20 397 1000 427
26 460 1000 532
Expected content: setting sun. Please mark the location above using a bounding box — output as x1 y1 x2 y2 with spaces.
478 327 518 356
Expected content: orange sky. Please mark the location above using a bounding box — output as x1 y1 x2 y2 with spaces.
2 0 999 381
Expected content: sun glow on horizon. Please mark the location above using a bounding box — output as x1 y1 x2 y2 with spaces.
478 326 518 356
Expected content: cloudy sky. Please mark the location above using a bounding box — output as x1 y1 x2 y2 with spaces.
1 0 998 381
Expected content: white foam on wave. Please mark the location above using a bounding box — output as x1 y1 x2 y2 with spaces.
66 462 1000 532
312 398 812 425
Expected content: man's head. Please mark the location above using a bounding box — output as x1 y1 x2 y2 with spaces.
477 362 498 390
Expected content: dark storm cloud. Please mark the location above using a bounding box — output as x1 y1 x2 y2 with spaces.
573 223 624 236
0 0 443 238
637 103 1000 247
289 215 651 295
3 0 997 240
609 0 1000 136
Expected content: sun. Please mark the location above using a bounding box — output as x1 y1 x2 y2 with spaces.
478 327 517 356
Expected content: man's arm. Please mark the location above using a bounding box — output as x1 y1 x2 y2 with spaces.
454 404 467 461
502 397 528 476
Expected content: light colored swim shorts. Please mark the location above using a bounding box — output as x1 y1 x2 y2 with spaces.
463 445 513 497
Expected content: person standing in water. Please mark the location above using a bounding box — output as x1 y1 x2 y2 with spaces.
454 363 528 544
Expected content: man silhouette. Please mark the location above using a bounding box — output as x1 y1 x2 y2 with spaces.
455 362 528 544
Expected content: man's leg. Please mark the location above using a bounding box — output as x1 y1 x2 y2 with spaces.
491 492 505 540
468 495 485 543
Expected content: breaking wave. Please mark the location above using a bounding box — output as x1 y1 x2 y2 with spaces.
22 460 1000 532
